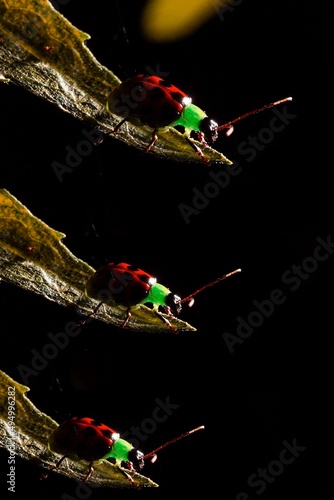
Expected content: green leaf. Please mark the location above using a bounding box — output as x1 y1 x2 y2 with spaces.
0 0 232 164
0 369 158 488
0 189 196 332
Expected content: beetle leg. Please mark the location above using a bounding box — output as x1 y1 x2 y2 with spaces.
185 137 208 163
154 309 178 333
77 301 104 327
41 455 67 480
144 129 159 153
83 463 94 483
121 308 132 328
117 465 140 489
113 118 127 134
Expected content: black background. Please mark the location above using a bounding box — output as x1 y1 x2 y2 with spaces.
1 1 333 499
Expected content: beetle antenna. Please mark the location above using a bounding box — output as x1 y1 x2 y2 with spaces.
143 425 205 462
181 268 241 306
218 97 293 134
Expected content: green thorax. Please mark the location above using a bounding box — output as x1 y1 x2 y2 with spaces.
173 103 207 134
106 438 133 464
141 283 171 309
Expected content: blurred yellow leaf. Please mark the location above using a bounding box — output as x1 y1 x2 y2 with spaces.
141 0 228 42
